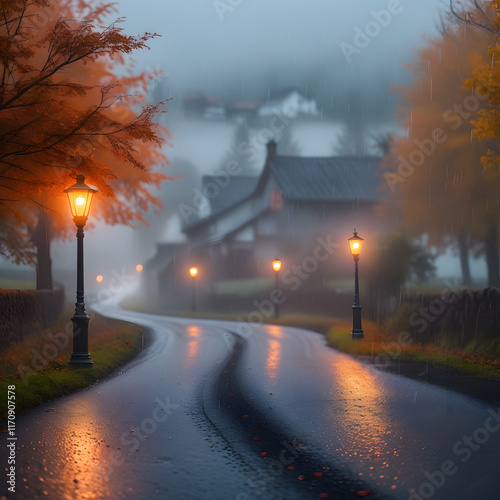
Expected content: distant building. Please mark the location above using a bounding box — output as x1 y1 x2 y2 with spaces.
257 88 317 119
143 140 393 307
182 141 389 280
226 102 257 124
183 92 226 119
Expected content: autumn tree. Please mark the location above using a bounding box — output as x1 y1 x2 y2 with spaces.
0 0 173 289
383 7 500 286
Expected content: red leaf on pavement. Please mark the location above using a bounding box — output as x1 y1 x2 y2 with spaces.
320 494 330 499
261 452 268 457
314 472 323 478
227 393 233 397
252 436 260 441
288 466 295 470
240 415 249 418
357 490 371 497
298 475 306 481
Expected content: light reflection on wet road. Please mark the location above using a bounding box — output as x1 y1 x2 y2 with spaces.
5 308 500 499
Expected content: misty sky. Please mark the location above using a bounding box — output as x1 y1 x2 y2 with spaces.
5 0 482 285
114 0 445 96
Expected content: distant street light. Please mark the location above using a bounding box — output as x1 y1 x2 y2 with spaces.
64 173 98 366
189 267 198 312
272 258 282 319
348 230 364 339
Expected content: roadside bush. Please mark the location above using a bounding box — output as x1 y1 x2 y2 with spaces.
0 287 64 350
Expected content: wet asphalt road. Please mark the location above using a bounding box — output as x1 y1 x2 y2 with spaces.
2 306 500 500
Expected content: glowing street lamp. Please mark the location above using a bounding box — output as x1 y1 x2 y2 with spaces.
348 230 364 339
64 173 98 366
189 267 198 312
272 258 282 318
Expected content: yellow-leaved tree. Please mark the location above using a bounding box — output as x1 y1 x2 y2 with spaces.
382 2 500 286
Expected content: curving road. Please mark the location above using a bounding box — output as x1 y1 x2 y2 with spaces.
3 305 500 500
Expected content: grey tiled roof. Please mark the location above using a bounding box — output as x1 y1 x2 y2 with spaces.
203 175 260 214
270 156 383 202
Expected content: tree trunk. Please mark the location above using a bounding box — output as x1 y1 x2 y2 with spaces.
32 209 53 290
485 223 500 288
457 232 472 286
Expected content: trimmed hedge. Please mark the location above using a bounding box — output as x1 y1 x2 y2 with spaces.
388 288 500 350
0 287 64 349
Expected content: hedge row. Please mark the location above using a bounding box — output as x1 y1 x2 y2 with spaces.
391 288 500 348
0 287 64 350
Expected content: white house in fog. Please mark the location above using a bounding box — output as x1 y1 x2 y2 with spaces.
257 88 317 119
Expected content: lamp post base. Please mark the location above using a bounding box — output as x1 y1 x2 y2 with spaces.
351 329 364 340
69 311 93 367
69 353 94 367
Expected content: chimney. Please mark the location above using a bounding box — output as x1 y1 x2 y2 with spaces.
266 140 277 163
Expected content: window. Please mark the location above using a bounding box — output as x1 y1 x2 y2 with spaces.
270 189 283 210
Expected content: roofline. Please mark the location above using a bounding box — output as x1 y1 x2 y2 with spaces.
183 153 383 233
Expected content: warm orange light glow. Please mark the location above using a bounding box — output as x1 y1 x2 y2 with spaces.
187 325 201 337
265 338 282 380
189 267 198 278
136 264 143 272
96 275 103 283
55 399 112 498
348 230 364 257
64 173 98 222
329 354 394 486
272 259 282 272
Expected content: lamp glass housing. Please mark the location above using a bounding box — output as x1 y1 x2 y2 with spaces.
64 174 98 220
189 267 198 278
272 259 282 272
348 231 364 257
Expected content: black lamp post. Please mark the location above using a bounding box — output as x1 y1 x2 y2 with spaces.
272 258 282 319
189 267 198 312
348 230 364 339
64 173 98 366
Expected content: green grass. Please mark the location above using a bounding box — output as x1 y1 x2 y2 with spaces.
212 277 274 296
119 296 500 381
271 315 500 379
0 325 142 423
0 279 35 289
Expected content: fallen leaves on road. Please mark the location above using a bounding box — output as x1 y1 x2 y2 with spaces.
357 490 371 497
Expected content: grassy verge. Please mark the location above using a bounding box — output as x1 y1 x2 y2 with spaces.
307 319 500 379
119 299 500 379
0 306 143 423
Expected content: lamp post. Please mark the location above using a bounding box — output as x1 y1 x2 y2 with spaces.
189 267 198 313
64 173 98 366
348 230 364 339
272 258 282 319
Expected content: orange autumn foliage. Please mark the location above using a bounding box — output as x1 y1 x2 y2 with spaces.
0 0 173 242
383 13 500 252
